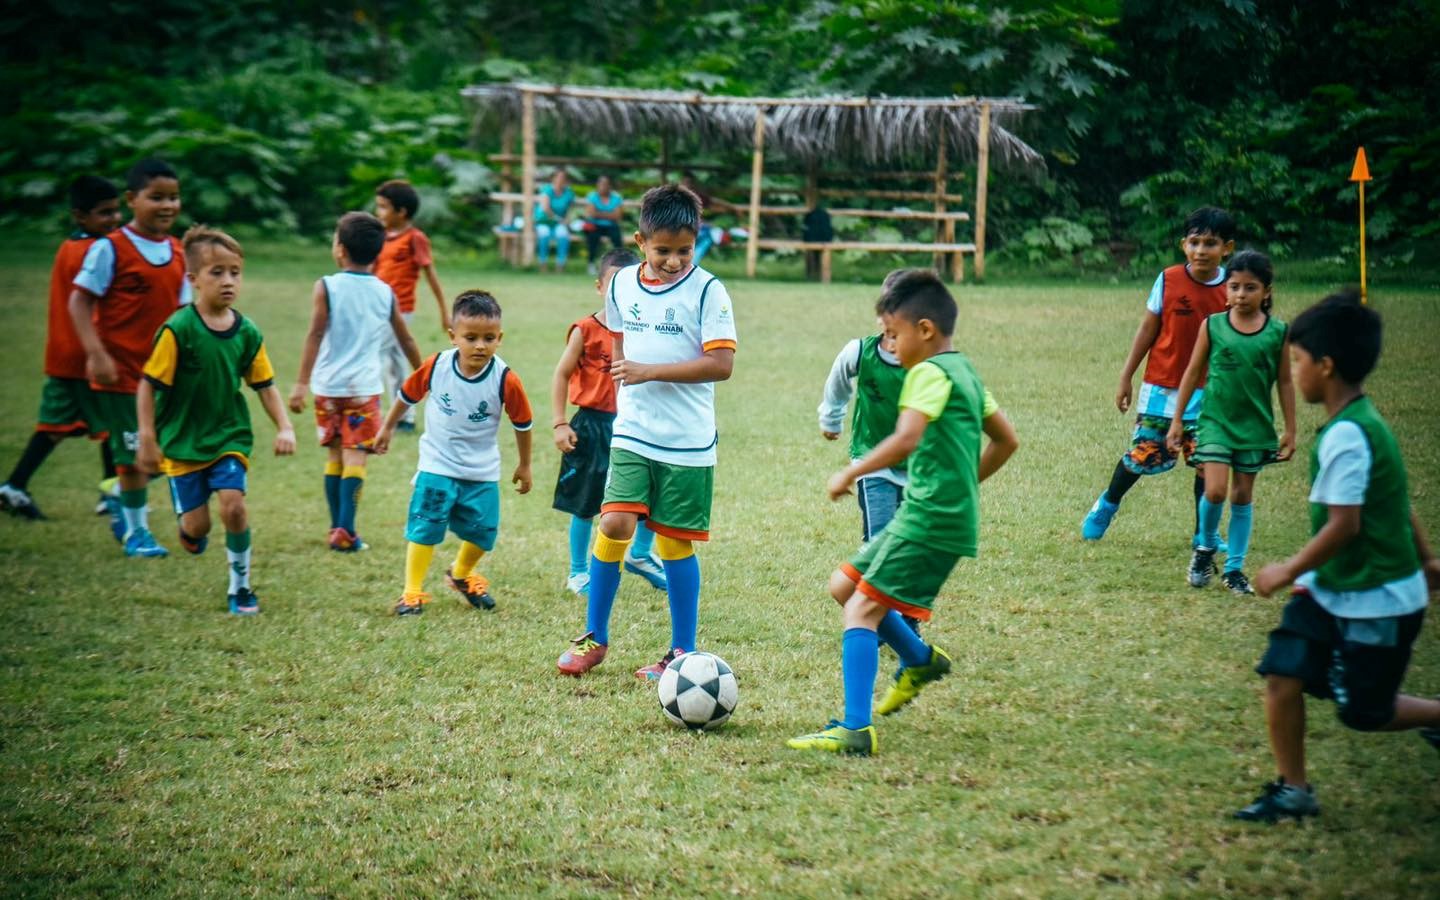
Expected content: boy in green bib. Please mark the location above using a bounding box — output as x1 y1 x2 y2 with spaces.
136 227 297 614
1235 290 1440 822
1168 251 1296 594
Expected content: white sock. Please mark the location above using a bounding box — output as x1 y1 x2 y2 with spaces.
121 504 147 537
228 547 251 593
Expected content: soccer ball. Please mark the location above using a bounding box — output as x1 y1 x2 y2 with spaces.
657 651 738 730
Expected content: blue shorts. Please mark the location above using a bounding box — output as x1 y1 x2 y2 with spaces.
168 456 247 515
405 471 500 550
857 476 903 542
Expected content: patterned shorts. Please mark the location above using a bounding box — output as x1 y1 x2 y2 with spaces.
1123 415 1197 475
315 395 381 450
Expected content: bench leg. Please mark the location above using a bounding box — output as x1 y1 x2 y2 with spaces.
952 250 964 283
821 248 832 284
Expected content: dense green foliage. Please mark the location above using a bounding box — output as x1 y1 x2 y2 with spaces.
3 1 1435 267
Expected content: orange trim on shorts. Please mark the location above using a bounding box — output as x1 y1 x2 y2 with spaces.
839 562 863 584
35 421 89 437
600 501 650 518
853 578 933 622
647 520 710 542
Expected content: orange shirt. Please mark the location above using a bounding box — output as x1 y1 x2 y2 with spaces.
567 314 616 413
92 229 186 394
1142 263 1229 389
374 227 433 314
46 233 100 380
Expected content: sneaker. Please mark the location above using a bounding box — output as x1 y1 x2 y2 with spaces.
876 645 953 716
94 494 110 516
228 587 260 615
100 479 124 542
0 483 43 520
1234 779 1320 823
446 567 495 610
396 420 416 434
1222 570 1254 596
565 572 591 597
328 527 369 553
557 631 608 676
394 591 430 616
123 527 169 558
1187 547 1217 588
1194 533 1230 554
786 720 877 756
1080 494 1117 541
635 647 684 682
623 553 668 591
178 528 208 555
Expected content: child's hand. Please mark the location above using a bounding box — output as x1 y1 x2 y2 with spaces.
1164 422 1183 454
1115 378 1132 413
135 436 161 475
554 423 577 453
273 427 296 457
821 430 840 441
1254 562 1291 597
373 428 392 456
1423 557 1440 593
288 383 307 414
513 464 532 494
1277 430 1296 461
87 349 118 387
827 468 855 501
610 359 652 386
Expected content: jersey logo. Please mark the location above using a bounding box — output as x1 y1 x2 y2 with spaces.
628 302 642 319
437 392 457 416
1213 346 1240 372
654 306 684 335
468 400 491 423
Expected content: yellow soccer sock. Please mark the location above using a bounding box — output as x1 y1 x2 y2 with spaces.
452 541 486 578
593 531 632 564
654 534 694 560
405 542 436 595
324 460 343 477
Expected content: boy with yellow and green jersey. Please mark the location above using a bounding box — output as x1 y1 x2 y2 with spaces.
136 227 296 615
791 269 1018 756
1238 290 1440 823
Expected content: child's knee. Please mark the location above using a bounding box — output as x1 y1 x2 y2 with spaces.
181 507 212 538
597 512 637 541
828 569 856 605
1264 674 1303 700
218 492 247 531
1336 699 1393 732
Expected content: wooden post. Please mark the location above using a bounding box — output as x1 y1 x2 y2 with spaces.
660 134 671 183
499 122 516 263
974 102 991 281
820 247 833 284
932 127 948 277
804 164 820 281
745 108 765 278
520 89 537 267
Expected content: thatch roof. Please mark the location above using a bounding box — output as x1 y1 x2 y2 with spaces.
461 83 1042 169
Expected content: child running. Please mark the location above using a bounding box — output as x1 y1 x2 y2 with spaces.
1168 250 1296 594
135 227 297 614
374 179 449 433
790 270 1015 756
1081 207 1235 547
555 183 737 680
375 291 533 616
1237 290 1440 822
68 159 192 557
289 211 422 552
0 176 122 521
550 247 667 597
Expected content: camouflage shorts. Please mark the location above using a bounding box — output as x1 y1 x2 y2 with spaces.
1123 415 1197 475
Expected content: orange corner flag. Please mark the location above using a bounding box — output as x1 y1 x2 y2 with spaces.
1350 147 1372 182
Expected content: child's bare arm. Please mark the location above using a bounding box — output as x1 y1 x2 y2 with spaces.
512 428 533 494
373 398 412 456
551 328 585 452
289 280 329 412
256 385 296 456
1165 326 1210 451
1116 312 1161 412
979 408 1019 482
390 303 424 369
69 288 117 386
828 408 929 500
611 348 733 387
135 379 162 474
1275 335 1298 460
1255 504 1362 596
1412 510 1440 591
423 264 450 331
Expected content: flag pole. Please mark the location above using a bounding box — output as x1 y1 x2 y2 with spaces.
1349 147 1372 304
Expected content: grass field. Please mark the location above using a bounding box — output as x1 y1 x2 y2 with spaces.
2 235 1438 897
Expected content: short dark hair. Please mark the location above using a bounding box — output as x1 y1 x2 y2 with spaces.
1288 289 1381 386
69 175 118 212
1227 248 1275 313
1184 206 1236 242
453 290 501 322
181 225 244 270
598 247 639 278
127 158 178 192
875 268 957 337
376 179 420 219
638 184 701 236
336 211 386 265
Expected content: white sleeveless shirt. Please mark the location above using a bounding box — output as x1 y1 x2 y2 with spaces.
311 271 396 397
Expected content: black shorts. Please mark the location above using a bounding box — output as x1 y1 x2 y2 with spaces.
552 407 615 518
1257 589 1425 731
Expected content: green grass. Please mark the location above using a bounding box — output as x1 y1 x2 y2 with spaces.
2 235 1438 897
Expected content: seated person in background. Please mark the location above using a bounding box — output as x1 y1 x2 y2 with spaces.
535 170 576 273
583 175 625 275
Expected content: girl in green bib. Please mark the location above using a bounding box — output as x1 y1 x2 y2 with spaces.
1168 250 1297 594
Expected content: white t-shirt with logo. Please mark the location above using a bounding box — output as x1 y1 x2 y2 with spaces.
398 349 534 482
605 264 737 467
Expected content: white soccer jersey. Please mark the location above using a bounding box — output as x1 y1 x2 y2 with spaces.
311 271 396 397
399 349 533 482
605 264 737 467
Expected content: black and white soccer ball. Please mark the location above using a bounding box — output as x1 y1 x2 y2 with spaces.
657 651 738 730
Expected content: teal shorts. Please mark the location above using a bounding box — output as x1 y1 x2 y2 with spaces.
600 448 713 541
839 526 962 623
405 472 500 549
1191 443 1278 474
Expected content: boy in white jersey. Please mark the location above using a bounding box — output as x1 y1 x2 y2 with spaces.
557 183 737 679
289 212 422 552
375 291 534 616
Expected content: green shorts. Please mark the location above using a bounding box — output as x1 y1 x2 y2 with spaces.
36 376 103 438
839 527 961 622
90 390 138 468
601 447 713 541
1191 443 1278 474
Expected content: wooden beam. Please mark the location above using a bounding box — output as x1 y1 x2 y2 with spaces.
499 122 516 261
487 153 730 173
975 102 991 280
489 83 1037 112
520 89 537 267
817 187 966 203
756 239 976 252
933 129 948 275
745 109 765 278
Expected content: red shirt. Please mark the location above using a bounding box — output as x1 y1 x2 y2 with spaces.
1142 264 1229 389
91 229 187 394
46 233 100 379
567 314 616 413
374 227 433 314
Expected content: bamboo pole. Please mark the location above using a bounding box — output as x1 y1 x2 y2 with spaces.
974 102 991 281
520 89 537 267
804 164 820 281
484 83 1037 112
746 108 765 278
660 135 671 183
817 187 966 203
499 122 516 225
933 128 948 275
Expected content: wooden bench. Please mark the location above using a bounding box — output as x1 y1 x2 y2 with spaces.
755 239 977 283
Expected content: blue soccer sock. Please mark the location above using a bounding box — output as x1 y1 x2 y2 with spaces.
1225 503 1254 573
877 610 930 668
662 553 700 653
842 627 880 730
338 466 364 535
1198 497 1225 550
568 516 593 578
585 532 630 645
324 461 342 529
630 525 657 560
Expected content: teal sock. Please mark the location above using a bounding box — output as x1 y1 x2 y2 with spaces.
339 476 362 535
1225 503 1253 573
631 526 656 559
226 528 252 593
1198 497 1224 550
121 487 148 536
324 474 341 528
568 516 592 578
